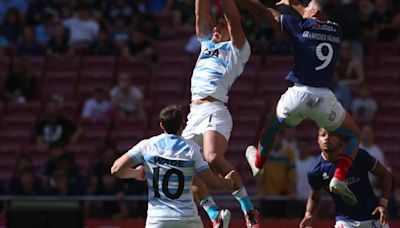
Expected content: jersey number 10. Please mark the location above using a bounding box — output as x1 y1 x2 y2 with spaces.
153 167 185 199
315 42 333 71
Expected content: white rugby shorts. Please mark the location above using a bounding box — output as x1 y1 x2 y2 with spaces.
182 101 233 147
276 84 346 131
146 219 203 228
335 219 390 228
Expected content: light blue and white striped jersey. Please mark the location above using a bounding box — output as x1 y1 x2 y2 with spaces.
127 133 209 221
191 34 251 103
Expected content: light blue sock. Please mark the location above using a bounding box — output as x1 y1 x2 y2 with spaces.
232 187 254 212
200 196 219 221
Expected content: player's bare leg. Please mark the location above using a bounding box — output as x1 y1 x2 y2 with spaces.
329 111 361 205
193 177 231 228
246 110 287 176
203 130 260 227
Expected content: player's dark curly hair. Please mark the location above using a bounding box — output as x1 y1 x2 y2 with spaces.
159 105 184 134
314 0 334 18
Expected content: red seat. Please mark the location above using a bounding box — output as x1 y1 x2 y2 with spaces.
1 114 36 130
0 129 32 144
114 116 147 131
46 56 81 71
0 144 21 155
66 143 97 157
79 117 112 132
0 166 13 183
59 101 80 121
79 70 114 85
82 56 116 71
41 71 78 99
81 129 108 145
266 55 294 69
7 101 41 116
116 57 150 73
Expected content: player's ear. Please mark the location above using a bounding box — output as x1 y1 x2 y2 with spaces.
159 122 165 131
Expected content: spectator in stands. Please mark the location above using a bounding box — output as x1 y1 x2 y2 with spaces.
331 1 364 58
9 155 44 195
109 14 130 46
105 0 139 24
16 26 44 56
43 142 65 179
94 173 129 219
13 154 34 176
36 96 82 146
295 138 316 200
332 70 352 111
46 23 74 58
351 83 378 122
4 57 37 102
109 73 146 119
137 14 160 42
90 142 118 190
122 29 157 63
88 29 115 56
368 0 398 41
81 84 112 119
9 167 44 195
281 128 299 159
167 0 194 30
63 3 100 45
0 1 28 24
360 125 387 195
0 8 23 45
336 41 364 85
48 154 84 195
257 131 296 218
25 0 61 26
266 30 291 55
360 125 386 166
288 138 316 218
34 12 54 44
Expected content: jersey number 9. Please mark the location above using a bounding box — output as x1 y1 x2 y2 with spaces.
315 42 333 71
153 167 185 199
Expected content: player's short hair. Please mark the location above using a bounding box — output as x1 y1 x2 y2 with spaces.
314 0 334 18
159 105 184 134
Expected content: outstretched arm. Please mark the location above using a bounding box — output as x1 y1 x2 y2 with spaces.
299 189 322 228
195 0 213 39
276 0 306 17
222 0 246 49
236 0 281 30
370 161 391 225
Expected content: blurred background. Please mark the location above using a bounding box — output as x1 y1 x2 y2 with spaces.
0 0 399 227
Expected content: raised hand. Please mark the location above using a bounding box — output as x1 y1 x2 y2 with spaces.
372 205 389 225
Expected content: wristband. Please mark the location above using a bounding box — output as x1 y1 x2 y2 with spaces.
379 198 388 208
305 211 313 217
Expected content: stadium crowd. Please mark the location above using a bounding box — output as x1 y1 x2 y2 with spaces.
0 0 399 220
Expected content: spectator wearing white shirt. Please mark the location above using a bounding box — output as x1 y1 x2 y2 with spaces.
63 3 99 45
351 84 378 122
360 125 387 195
295 138 316 200
109 73 146 119
81 85 111 119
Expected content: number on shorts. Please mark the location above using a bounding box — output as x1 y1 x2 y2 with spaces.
315 42 333 71
153 167 185 199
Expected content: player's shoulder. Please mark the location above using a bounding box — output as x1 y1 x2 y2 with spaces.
307 155 324 175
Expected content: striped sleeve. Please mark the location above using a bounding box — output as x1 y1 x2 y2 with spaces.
127 140 146 165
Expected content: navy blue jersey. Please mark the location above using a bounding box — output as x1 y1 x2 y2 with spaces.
308 149 379 221
280 15 342 88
